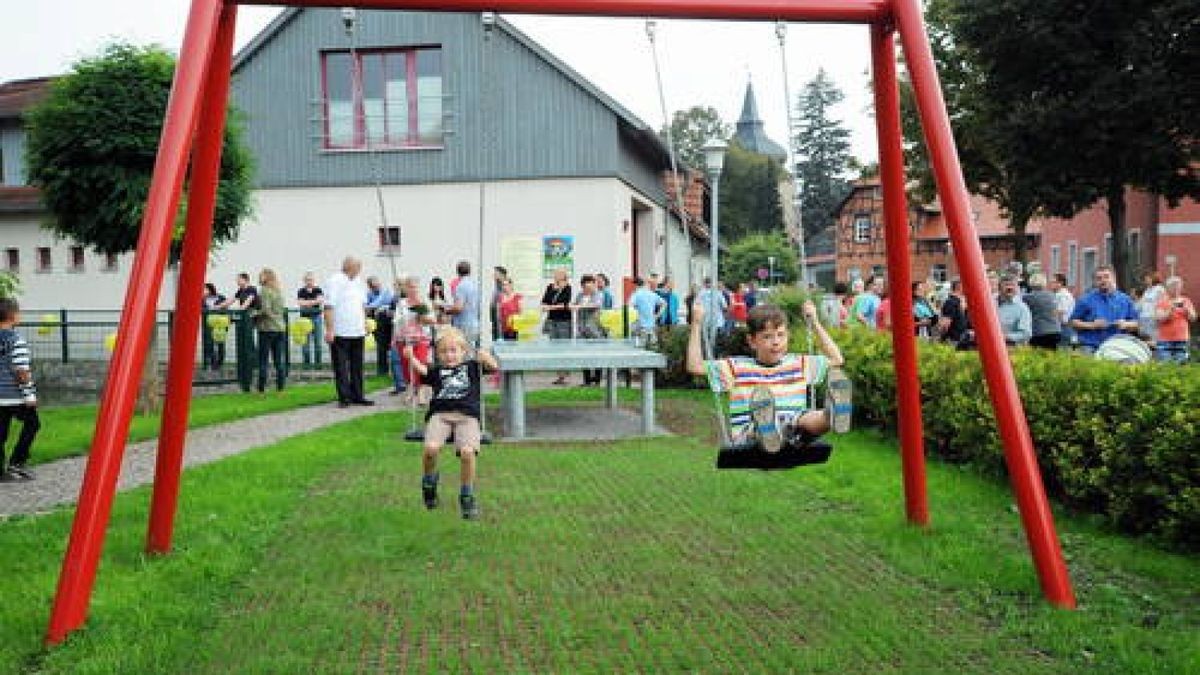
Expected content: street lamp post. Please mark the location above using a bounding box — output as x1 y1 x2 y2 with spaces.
768 255 776 287
703 139 727 343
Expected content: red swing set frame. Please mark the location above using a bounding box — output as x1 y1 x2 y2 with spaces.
45 0 1076 645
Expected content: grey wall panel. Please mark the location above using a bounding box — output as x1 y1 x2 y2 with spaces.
232 9 637 189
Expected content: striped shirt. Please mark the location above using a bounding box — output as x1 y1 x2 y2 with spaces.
705 354 827 441
0 328 37 405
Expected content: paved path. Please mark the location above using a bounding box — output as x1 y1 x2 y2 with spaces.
0 392 404 519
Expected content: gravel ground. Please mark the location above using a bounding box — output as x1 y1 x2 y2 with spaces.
0 392 404 519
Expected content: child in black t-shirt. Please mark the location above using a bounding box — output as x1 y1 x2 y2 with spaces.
404 327 498 520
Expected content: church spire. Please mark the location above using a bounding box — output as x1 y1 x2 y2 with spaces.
733 79 787 161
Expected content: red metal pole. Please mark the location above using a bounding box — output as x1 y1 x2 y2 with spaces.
146 2 238 556
237 0 888 23
870 22 928 527
45 0 225 645
891 0 1075 607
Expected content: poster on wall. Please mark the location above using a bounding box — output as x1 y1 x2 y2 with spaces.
500 236 542 300
542 235 574 281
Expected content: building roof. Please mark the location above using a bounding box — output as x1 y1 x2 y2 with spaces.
733 81 787 161
0 77 53 120
231 9 672 167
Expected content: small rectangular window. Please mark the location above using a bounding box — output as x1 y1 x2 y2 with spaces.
36 247 51 273
931 264 947 282
69 245 85 272
853 215 871 244
4 248 17 273
1050 245 1060 275
1067 242 1078 287
1103 234 1113 266
103 252 119 272
1127 230 1140 269
377 226 401 251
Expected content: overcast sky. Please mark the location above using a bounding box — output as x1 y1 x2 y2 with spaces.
2 2 879 163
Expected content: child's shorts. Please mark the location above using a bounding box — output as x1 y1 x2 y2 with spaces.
425 412 482 453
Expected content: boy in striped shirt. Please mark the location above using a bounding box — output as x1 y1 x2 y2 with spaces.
687 299 847 451
0 297 39 481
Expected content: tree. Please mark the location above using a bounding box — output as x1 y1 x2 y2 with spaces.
0 271 20 299
25 43 254 412
718 141 786 242
661 106 730 172
25 43 253 260
910 0 1199 289
792 69 855 240
723 232 798 288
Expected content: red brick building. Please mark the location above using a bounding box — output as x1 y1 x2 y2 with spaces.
832 178 1200 295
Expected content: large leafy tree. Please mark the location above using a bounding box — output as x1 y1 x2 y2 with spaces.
793 69 855 240
907 0 1199 288
660 105 730 172
723 232 798 287
717 141 786 242
25 43 254 260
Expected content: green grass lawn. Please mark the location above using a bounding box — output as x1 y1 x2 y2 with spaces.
24 376 390 466
0 394 1196 672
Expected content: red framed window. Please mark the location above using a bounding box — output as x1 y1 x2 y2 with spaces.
322 47 443 150
69 245 85 272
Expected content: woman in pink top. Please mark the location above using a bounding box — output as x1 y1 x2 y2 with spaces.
1154 276 1196 363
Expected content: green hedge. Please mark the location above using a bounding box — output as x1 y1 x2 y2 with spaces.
652 320 1199 550
835 328 1200 551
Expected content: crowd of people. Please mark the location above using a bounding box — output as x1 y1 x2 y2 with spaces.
818 265 1194 363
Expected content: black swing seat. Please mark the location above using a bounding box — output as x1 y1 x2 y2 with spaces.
716 438 833 470
404 429 493 445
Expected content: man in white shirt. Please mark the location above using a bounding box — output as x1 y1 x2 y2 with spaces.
323 256 372 407
1050 273 1076 348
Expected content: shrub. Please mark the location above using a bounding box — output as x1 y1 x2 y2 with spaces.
835 328 1200 550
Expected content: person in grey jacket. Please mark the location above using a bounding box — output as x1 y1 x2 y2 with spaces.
1023 273 1061 350
996 274 1032 346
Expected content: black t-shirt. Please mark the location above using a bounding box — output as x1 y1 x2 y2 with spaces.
940 295 971 342
541 284 572 322
426 360 482 420
235 285 259 308
297 286 324 316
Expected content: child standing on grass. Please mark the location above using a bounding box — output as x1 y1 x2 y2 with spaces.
0 298 39 481
686 300 850 452
404 327 498 520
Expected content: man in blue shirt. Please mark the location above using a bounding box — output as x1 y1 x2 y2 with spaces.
1068 266 1139 353
629 276 665 345
447 260 481 345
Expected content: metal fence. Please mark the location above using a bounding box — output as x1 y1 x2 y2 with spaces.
20 308 380 390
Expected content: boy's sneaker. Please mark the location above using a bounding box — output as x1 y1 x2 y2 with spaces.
7 465 34 481
749 385 782 453
459 493 480 520
422 481 439 510
826 367 853 434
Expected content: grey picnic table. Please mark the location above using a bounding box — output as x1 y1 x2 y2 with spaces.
491 338 667 439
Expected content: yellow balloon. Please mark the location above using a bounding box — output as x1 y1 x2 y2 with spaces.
103 332 118 352
366 318 377 334
211 328 228 342
292 317 314 334
38 313 59 336
206 314 230 330
365 335 376 351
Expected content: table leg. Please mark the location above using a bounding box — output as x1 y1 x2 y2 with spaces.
605 368 617 409
640 368 655 434
506 372 526 440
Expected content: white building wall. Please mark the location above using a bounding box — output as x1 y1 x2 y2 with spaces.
6 176 665 336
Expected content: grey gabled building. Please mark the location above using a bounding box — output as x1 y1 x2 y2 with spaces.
218 8 703 311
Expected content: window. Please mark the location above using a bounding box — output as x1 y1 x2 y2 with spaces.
322 47 443 149
377 225 401 251
871 265 885 278
853 215 872 243
103 252 119 272
931 264 948 282
69 246 85 272
1050 245 1060 275
36 247 51 273
4 248 17 273
1103 234 1113 266
1127 229 1141 269
1067 242 1078 287
1082 248 1098 289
